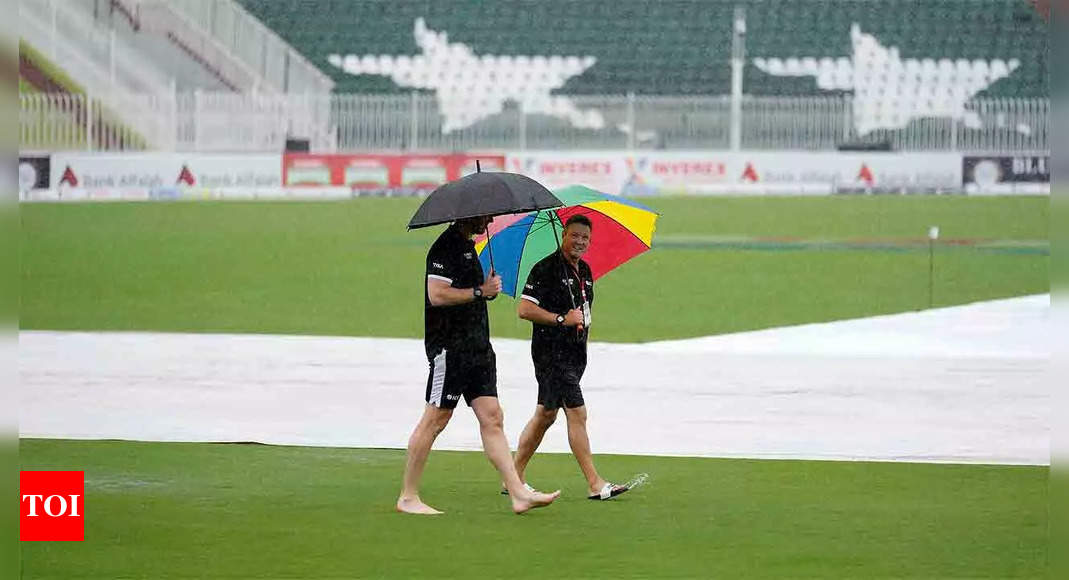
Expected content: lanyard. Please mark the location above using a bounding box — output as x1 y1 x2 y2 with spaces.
561 253 587 305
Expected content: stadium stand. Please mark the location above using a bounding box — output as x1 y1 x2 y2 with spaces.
239 0 1047 99
20 0 1048 152
230 0 1048 150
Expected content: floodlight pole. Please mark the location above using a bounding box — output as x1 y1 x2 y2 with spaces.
730 5 746 152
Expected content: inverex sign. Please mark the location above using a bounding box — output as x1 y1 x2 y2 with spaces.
49 153 282 190
507 151 963 195
507 154 625 193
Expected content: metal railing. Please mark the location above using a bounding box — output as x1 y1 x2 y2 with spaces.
19 0 178 148
20 0 176 95
155 0 333 93
20 92 334 152
19 92 1050 153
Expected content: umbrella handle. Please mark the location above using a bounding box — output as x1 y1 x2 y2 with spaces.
482 220 497 300
550 212 584 340
485 219 496 275
549 212 576 309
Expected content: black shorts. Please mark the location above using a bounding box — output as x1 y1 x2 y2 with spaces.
535 364 586 410
425 348 498 410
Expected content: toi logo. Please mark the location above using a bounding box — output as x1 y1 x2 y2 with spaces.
20 471 84 541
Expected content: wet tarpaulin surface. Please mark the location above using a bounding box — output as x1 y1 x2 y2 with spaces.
19 295 1049 465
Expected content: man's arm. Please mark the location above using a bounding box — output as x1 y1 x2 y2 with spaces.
518 298 583 327
517 263 582 327
427 275 501 307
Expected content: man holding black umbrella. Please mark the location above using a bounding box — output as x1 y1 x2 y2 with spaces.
399 169 564 515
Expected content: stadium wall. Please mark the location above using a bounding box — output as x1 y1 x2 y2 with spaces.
18 151 1050 202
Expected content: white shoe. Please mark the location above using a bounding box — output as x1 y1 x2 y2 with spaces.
588 482 630 500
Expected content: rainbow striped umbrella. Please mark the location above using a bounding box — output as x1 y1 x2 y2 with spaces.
474 185 659 297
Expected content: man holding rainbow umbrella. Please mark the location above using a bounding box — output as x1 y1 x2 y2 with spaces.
476 185 659 500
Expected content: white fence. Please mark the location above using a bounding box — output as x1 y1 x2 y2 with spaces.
19 92 1049 153
20 92 335 152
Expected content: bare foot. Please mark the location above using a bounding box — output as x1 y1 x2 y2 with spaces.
511 489 561 514
396 496 443 515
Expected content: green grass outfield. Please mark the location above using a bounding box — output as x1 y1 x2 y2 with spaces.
19 197 1050 578
20 196 1048 342
19 439 1047 579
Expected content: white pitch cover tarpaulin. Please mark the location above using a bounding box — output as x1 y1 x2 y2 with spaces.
19 295 1048 465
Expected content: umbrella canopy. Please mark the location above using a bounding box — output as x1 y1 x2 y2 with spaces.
407 171 562 229
474 185 659 297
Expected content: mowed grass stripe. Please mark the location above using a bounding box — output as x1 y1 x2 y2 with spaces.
20 196 1049 342
657 234 1050 255
19 439 1049 579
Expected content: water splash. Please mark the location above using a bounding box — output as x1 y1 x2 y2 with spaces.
624 472 650 490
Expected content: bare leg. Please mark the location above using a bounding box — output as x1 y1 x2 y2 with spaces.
563 405 607 495
513 405 558 484
470 396 560 514
397 404 453 514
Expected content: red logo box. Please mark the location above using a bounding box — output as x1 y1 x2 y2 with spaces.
20 471 84 541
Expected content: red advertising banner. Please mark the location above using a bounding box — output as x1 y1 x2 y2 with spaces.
283 153 505 194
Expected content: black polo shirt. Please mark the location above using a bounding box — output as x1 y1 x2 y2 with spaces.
424 224 490 359
520 250 595 369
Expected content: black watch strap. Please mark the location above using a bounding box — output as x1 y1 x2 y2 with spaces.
473 287 483 299
556 314 565 326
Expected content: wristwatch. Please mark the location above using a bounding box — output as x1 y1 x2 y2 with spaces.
556 314 566 326
473 287 483 300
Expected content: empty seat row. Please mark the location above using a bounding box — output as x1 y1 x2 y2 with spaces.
238 0 1048 98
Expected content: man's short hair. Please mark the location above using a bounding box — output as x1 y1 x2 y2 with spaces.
564 214 593 232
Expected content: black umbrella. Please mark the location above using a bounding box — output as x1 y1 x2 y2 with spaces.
408 163 563 274
407 164 562 230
